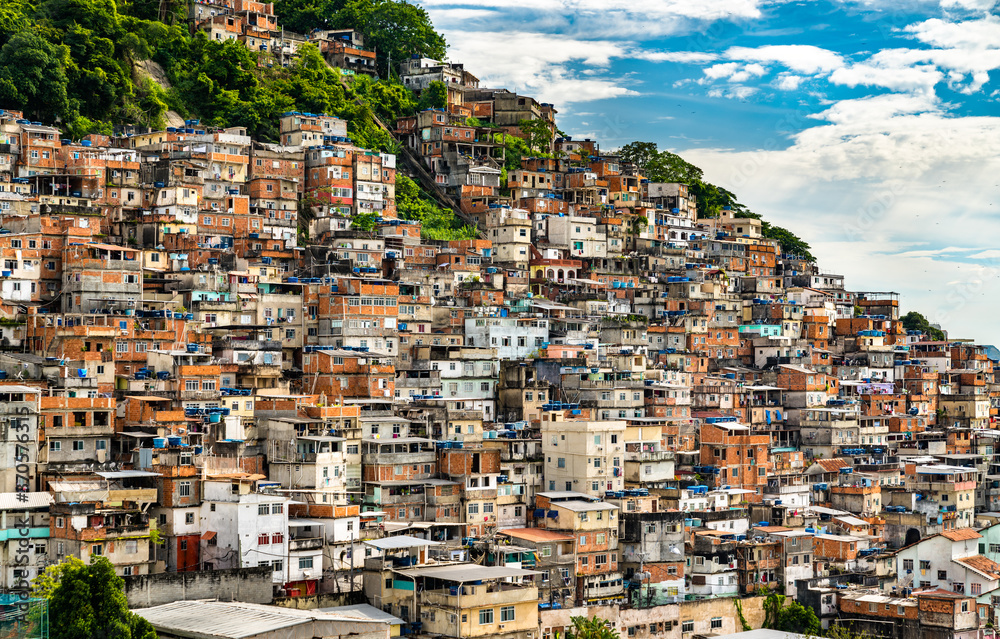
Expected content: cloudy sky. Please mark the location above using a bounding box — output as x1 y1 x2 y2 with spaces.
421 0 1000 344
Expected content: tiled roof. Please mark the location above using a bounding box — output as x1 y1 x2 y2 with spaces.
940 528 982 542
815 458 851 472
954 555 1000 580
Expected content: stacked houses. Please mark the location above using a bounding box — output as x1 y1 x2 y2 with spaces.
0 9 996 639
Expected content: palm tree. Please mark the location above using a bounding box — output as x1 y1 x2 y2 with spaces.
567 616 620 639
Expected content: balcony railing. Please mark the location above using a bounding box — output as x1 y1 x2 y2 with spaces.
289 537 324 551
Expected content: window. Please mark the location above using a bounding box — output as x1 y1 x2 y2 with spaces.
258 504 270 515
299 557 314 569
91 544 103 556
711 618 723 630
903 559 913 571
179 481 191 497
682 620 694 633
72 440 85 451
49 441 61 452
500 606 515 622
479 609 494 625
185 512 195 524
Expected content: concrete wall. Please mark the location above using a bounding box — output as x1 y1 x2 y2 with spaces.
539 595 773 639
125 566 273 608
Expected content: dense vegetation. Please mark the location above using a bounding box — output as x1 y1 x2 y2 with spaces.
901 311 946 340
272 0 445 77
0 0 476 238
34 556 158 639
617 141 815 260
396 175 477 240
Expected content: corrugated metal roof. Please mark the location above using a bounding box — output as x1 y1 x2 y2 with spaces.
364 535 442 550
396 563 539 582
0 492 53 510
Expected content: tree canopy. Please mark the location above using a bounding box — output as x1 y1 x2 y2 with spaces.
566 615 620 639
901 311 946 341
617 140 815 260
417 80 448 111
36 556 158 639
271 0 445 77
396 175 477 240
762 593 821 636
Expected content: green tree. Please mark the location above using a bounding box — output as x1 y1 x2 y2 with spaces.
617 140 814 260
273 0 446 77
417 79 447 111
616 140 659 171
395 175 476 240
566 615 620 639
901 311 945 341
644 149 704 186
518 118 553 153
351 211 379 232
0 0 34 46
0 30 74 123
37 556 157 639
762 593 820 636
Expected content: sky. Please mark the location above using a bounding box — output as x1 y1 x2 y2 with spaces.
420 0 1000 344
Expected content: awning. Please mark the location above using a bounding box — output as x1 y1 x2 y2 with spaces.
201 531 217 541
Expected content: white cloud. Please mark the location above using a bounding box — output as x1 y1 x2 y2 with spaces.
442 31 638 104
637 51 720 64
700 61 768 84
829 59 943 93
707 85 758 99
906 15 1000 49
895 246 983 257
703 62 743 80
774 73 803 90
426 0 772 39
938 0 997 10
968 249 1000 259
724 45 845 74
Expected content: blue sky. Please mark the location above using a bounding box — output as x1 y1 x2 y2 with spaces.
421 0 1000 344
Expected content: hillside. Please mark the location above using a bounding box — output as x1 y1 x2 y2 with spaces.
0 0 812 253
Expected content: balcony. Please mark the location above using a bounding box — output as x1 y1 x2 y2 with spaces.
289 537 324 551
180 390 221 401
421 583 538 608
576 379 646 389
625 451 674 463
213 337 282 351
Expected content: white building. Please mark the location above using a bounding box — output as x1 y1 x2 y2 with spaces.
200 478 294 586
464 317 549 360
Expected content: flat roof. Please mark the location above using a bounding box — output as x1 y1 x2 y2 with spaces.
500 528 576 543
95 470 161 479
396 563 539 582
133 600 387 639
555 500 618 512
317 604 404 626
537 491 595 500
0 384 43 394
0 492 53 510
364 535 443 550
